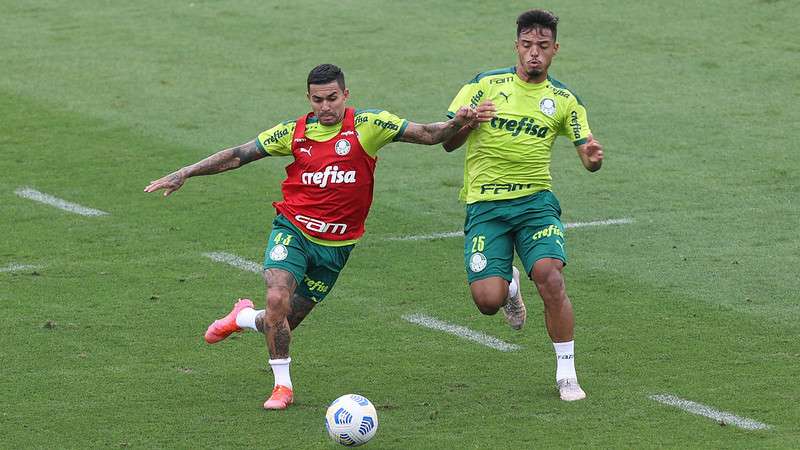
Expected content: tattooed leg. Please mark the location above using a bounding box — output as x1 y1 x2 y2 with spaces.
262 269 296 359
287 293 316 329
256 292 316 332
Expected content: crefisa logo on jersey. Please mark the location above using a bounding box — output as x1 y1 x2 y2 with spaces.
335 139 351 156
540 98 556 117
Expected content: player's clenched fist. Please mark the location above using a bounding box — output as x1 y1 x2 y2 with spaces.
452 105 477 128
473 100 497 127
577 133 603 172
584 134 603 162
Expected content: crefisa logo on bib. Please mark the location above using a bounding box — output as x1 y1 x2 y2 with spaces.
335 139 351 156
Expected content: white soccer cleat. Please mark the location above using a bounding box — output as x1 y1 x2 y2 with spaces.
502 266 527 330
557 378 586 401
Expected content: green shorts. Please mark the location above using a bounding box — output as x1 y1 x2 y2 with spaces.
464 190 567 283
263 214 354 303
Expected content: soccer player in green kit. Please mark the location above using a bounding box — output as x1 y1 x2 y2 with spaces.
443 9 604 401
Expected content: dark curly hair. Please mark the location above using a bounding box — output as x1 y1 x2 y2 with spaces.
516 9 559 41
307 64 345 91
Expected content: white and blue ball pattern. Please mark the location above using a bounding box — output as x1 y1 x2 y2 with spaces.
325 394 378 446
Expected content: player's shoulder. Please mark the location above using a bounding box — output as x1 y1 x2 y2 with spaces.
547 76 585 106
354 108 387 120
466 66 516 85
355 108 401 125
259 119 295 143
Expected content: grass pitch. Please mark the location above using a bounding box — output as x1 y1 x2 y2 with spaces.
2 0 799 448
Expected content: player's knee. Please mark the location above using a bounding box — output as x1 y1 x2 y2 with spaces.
533 260 564 286
534 266 566 306
470 282 506 315
474 299 502 315
536 271 563 292
266 289 290 319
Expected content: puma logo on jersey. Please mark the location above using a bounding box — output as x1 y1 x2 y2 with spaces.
498 92 511 102
299 146 312 156
340 131 356 137
301 165 356 188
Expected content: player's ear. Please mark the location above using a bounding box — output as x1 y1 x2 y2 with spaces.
553 41 560 55
343 88 350 101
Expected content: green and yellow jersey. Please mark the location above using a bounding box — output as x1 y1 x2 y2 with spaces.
447 67 591 204
255 109 408 158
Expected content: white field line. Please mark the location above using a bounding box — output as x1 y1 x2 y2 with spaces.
14 187 109 217
564 217 634 229
202 252 261 274
649 394 772 430
0 263 40 273
387 218 634 241
388 231 463 241
402 313 521 352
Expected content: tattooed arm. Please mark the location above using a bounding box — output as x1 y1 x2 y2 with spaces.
144 139 265 196
397 106 478 145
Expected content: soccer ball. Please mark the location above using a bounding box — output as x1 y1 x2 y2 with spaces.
325 394 379 446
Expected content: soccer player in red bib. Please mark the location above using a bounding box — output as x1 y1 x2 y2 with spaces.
145 64 481 410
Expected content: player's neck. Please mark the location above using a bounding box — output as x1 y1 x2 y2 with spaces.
515 67 548 85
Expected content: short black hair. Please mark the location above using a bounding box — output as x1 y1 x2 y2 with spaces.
516 9 559 41
307 64 345 91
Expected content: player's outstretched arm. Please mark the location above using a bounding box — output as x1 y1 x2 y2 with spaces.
442 100 496 152
576 133 603 172
144 139 265 196
397 106 476 145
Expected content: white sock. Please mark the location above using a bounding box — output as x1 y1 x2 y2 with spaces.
235 308 262 331
507 277 519 300
553 340 577 381
269 358 292 389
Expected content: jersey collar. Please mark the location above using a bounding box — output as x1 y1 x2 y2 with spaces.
513 69 550 91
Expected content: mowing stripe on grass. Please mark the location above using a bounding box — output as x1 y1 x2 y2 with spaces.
0 263 40 273
402 313 520 352
14 187 109 216
387 218 634 241
649 394 771 430
203 251 262 274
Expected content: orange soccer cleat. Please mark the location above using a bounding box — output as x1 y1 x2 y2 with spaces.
263 385 294 410
204 298 254 344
